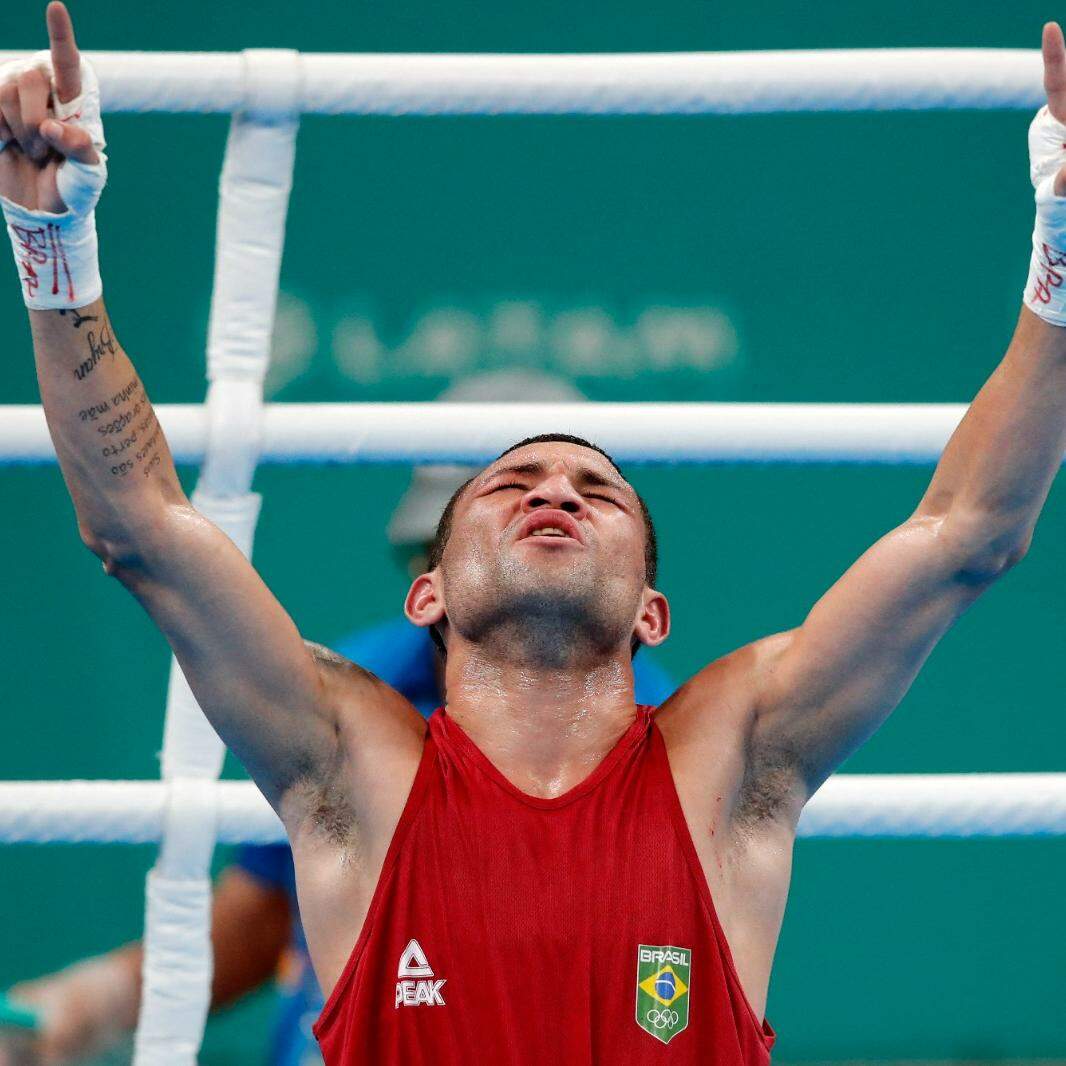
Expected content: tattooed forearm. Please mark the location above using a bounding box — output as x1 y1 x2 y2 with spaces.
72 317 117 381
77 374 138 422
77 373 163 478
30 297 181 532
133 422 163 478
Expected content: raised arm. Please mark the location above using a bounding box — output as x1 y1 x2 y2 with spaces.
0 4 368 807
737 25 1066 808
748 308 1066 799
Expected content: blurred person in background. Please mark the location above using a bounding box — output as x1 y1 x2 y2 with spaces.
0 371 675 1066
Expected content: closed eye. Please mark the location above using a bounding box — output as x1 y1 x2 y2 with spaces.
489 482 527 493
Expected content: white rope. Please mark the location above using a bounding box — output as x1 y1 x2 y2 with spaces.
0 401 1036 465
0 781 283 844
799 773 1066 838
1 775 1063 841
6 400 1066 465
0 48 1046 114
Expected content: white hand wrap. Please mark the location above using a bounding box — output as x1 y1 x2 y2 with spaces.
0 51 107 310
1024 106 1066 326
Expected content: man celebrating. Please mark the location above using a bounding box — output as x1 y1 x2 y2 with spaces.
3 5 1065 1062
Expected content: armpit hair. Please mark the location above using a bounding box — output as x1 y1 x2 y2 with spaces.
280 641 378 845
733 729 805 831
284 742 359 847
302 772 359 847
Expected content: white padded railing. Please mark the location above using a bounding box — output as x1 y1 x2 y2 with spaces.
5 401 1066 466
0 49 1049 114
1 775 1064 841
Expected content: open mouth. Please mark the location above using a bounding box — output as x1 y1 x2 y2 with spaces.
525 526 573 540
516 512 584 545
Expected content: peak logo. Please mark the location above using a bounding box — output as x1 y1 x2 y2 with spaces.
395 939 447 1008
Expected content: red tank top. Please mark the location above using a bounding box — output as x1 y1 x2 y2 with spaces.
314 706 775 1064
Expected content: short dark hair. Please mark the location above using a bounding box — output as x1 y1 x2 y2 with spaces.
426 433 658 587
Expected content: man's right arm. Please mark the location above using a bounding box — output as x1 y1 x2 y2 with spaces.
1 5 382 808
30 300 345 804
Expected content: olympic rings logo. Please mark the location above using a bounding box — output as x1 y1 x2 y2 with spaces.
645 1008 679 1029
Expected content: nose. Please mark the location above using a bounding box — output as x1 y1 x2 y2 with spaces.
520 470 587 517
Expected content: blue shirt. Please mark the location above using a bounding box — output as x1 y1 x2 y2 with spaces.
236 618 676 1066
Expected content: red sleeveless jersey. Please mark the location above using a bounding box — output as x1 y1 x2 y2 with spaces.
314 706 775 1064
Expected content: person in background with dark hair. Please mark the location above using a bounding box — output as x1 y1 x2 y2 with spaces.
0 373 675 1066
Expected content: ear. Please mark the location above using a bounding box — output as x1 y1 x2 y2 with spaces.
405 571 446 629
633 588 670 648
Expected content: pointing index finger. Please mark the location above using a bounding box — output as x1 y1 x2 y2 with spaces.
46 1 81 105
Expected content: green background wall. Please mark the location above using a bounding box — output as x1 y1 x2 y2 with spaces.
1 0 1064 1061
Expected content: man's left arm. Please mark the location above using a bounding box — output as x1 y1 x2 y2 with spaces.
745 24 1066 804
750 305 1066 801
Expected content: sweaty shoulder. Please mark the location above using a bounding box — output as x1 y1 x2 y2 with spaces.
306 639 426 759
655 640 764 744
655 633 800 830
279 642 427 845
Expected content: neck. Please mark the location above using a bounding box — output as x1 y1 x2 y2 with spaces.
442 639 639 799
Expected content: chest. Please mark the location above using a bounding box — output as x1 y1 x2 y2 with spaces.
404 779 707 946
322 787 773 1065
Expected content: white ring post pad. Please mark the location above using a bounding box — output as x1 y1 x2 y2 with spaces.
133 871 213 1064
133 48 301 1066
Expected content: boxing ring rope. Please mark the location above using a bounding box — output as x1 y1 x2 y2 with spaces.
0 48 1050 114
2 775 1066 843
4 401 1066 465
0 43 1059 1063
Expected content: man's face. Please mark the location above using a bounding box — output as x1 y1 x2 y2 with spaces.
433 442 653 660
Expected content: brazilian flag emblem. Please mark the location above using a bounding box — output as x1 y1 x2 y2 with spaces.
635 944 691 1043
